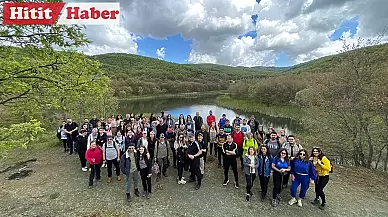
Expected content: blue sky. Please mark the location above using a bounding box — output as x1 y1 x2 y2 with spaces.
135 8 359 67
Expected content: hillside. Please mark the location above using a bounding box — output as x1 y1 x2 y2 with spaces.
91 53 276 98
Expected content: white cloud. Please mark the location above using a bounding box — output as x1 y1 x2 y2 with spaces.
76 0 388 66
156 47 166 59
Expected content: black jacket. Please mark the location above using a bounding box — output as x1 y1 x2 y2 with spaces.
135 151 152 174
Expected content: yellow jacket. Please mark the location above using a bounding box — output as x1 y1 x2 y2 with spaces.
313 156 331 176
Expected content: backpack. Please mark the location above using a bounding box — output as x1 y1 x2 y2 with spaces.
104 142 117 159
243 138 258 147
264 139 281 150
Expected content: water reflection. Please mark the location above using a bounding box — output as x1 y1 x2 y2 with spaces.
119 97 300 135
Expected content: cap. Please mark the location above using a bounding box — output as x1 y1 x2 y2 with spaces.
188 133 195 138
198 133 203 137
168 125 172 128
160 133 165 138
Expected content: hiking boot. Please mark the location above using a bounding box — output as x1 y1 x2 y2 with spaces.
107 178 112 183
249 191 254 196
261 194 266 202
223 180 229 186
319 204 326 210
245 193 250 201
126 193 131 202
117 176 122 181
234 183 239 189
142 191 147 197
288 198 297 205
134 189 140 197
312 199 320 205
272 199 278 207
88 185 93 189
297 199 303 207
195 184 201 190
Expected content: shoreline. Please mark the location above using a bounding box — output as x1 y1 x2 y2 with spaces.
119 90 229 101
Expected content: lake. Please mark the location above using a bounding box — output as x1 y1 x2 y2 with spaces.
119 96 300 135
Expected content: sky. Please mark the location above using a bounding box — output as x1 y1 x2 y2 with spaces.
77 0 388 67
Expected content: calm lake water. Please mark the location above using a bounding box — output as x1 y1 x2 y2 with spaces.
119 96 300 135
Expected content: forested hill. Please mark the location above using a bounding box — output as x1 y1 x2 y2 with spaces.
90 53 280 98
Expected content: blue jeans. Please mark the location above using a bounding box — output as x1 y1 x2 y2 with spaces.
125 171 139 194
290 174 310 199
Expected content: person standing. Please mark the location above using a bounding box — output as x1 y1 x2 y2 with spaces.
243 146 258 201
103 136 121 183
85 141 103 188
156 119 168 139
288 149 317 207
206 110 216 127
154 133 169 179
136 145 152 199
271 148 291 207
239 119 251 136
120 144 141 201
232 114 242 128
257 145 272 201
195 125 209 163
64 118 79 155
247 115 259 134
310 147 331 210
77 130 88 172
265 131 282 157
175 135 188 184
282 135 303 188
231 125 244 168
193 112 203 132
187 133 202 190
196 133 206 176
57 121 68 152
216 128 227 166
222 135 239 189
208 121 218 157
165 126 176 168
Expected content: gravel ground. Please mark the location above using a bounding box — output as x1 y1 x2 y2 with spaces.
1 147 388 217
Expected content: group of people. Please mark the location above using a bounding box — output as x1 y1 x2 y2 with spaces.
57 111 331 209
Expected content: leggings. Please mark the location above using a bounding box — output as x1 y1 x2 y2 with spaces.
140 168 152 193
245 173 256 194
62 139 68 150
210 143 217 155
272 171 283 199
217 146 223 164
259 174 270 197
315 175 329 205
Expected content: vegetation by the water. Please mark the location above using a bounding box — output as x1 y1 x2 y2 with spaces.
121 90 229 101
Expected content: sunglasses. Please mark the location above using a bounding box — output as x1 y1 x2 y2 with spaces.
299 153 306 156
281 152 286 155
108 139 113 140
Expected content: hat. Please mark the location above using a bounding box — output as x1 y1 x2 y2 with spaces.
168 125 172 128
222 114 226 116
160 133 165 139
198 133 203 137
188 133 195 138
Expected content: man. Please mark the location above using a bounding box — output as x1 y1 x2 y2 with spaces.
240 119 251 136
193 112 203 132
206 110 216 126
154 133 169 179
83 119 93 133
216 128 227 166
103 136 121 183
197 133 207 175
195 124 209 163
165 126 176 168
218 114 227 128
187 133 202 190
278 129 287 145
120 144 141 202
137 130 149 149
232 114 242 128
264 131 282 157
156 119 168 139
64 118 79 155
231 125 244 168
77 130 88 172
223 120 233 135
222 135 239 188
90 115 99 128
85 141 103 188
282 135 303 188
247 115 259 133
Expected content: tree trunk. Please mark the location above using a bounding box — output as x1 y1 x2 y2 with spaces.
375 145 386 170
384 147 388 172
362 122 373 168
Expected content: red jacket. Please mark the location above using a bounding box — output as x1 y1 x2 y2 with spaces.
206 115 216 126
85 147 103 165
232 131 244 148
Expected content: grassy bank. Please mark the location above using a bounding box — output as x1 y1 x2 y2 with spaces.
215 95 303 121
120 90 229 102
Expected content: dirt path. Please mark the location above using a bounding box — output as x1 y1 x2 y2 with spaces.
0 147 388 217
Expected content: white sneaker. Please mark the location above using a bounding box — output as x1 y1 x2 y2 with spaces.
288 198 297 205
297 199 303 207
178 180 187 184
88 168 91 171
81 167 88 172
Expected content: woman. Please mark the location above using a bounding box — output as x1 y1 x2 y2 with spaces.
147 131 157 162
208 121 218 156
117 121 125 135
178 114 185 125
149 113 157 123
111 115 118 136
271 148 291 207
243 146 259 201
288 149 317 207
114 131 126 157
310 147 331 210
77 130 88 171
125 125 133 137
96 128 107 147
136 145 152 199
105 125 112 137
166 114 175 129
175 134 187 184
58 121 68 152
185 115 195 134
135 126 143 140
258 145 272 201
254 125 266 143
243 132 259 156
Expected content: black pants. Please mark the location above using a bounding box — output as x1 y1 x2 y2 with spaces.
89 163 102 186
217 147 223 164
245 173 256 194
315 175 329 205
272 171 283 199
283 172 290 186
189 158 202 185
177 162 185 180
223 158 238 183
140 168 152 193
62 139 68 151
67 134 74 154
170 146 177 167
259 174 270 197
238 147 244 168
78 149 87 167
107 159 120 178
210 143 217 156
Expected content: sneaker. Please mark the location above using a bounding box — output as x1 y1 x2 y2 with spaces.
245 194 250 201
134 189 140 197
272 199 278 207
276 194 281 201
297 199 303 207
88 168 91 171
223 180 229 186
319 204 326 210
234 183 239 189
261 194 265 202
249 191 254 196
146 192 150 199
311 199 320 205
195 184 201 190
88 185 93 189
142 191 147 197
126 193 131 202
81 167 88 172
163 173 168 177
117 176 122 181
288 198 297 205
107 178 112 183
178 180 187 185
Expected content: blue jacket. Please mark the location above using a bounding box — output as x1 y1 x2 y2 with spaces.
120 153 132 175
257 154 273 177
243 155 259 175
291 158 317 180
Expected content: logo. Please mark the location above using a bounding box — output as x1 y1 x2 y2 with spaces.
2 2 120 25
